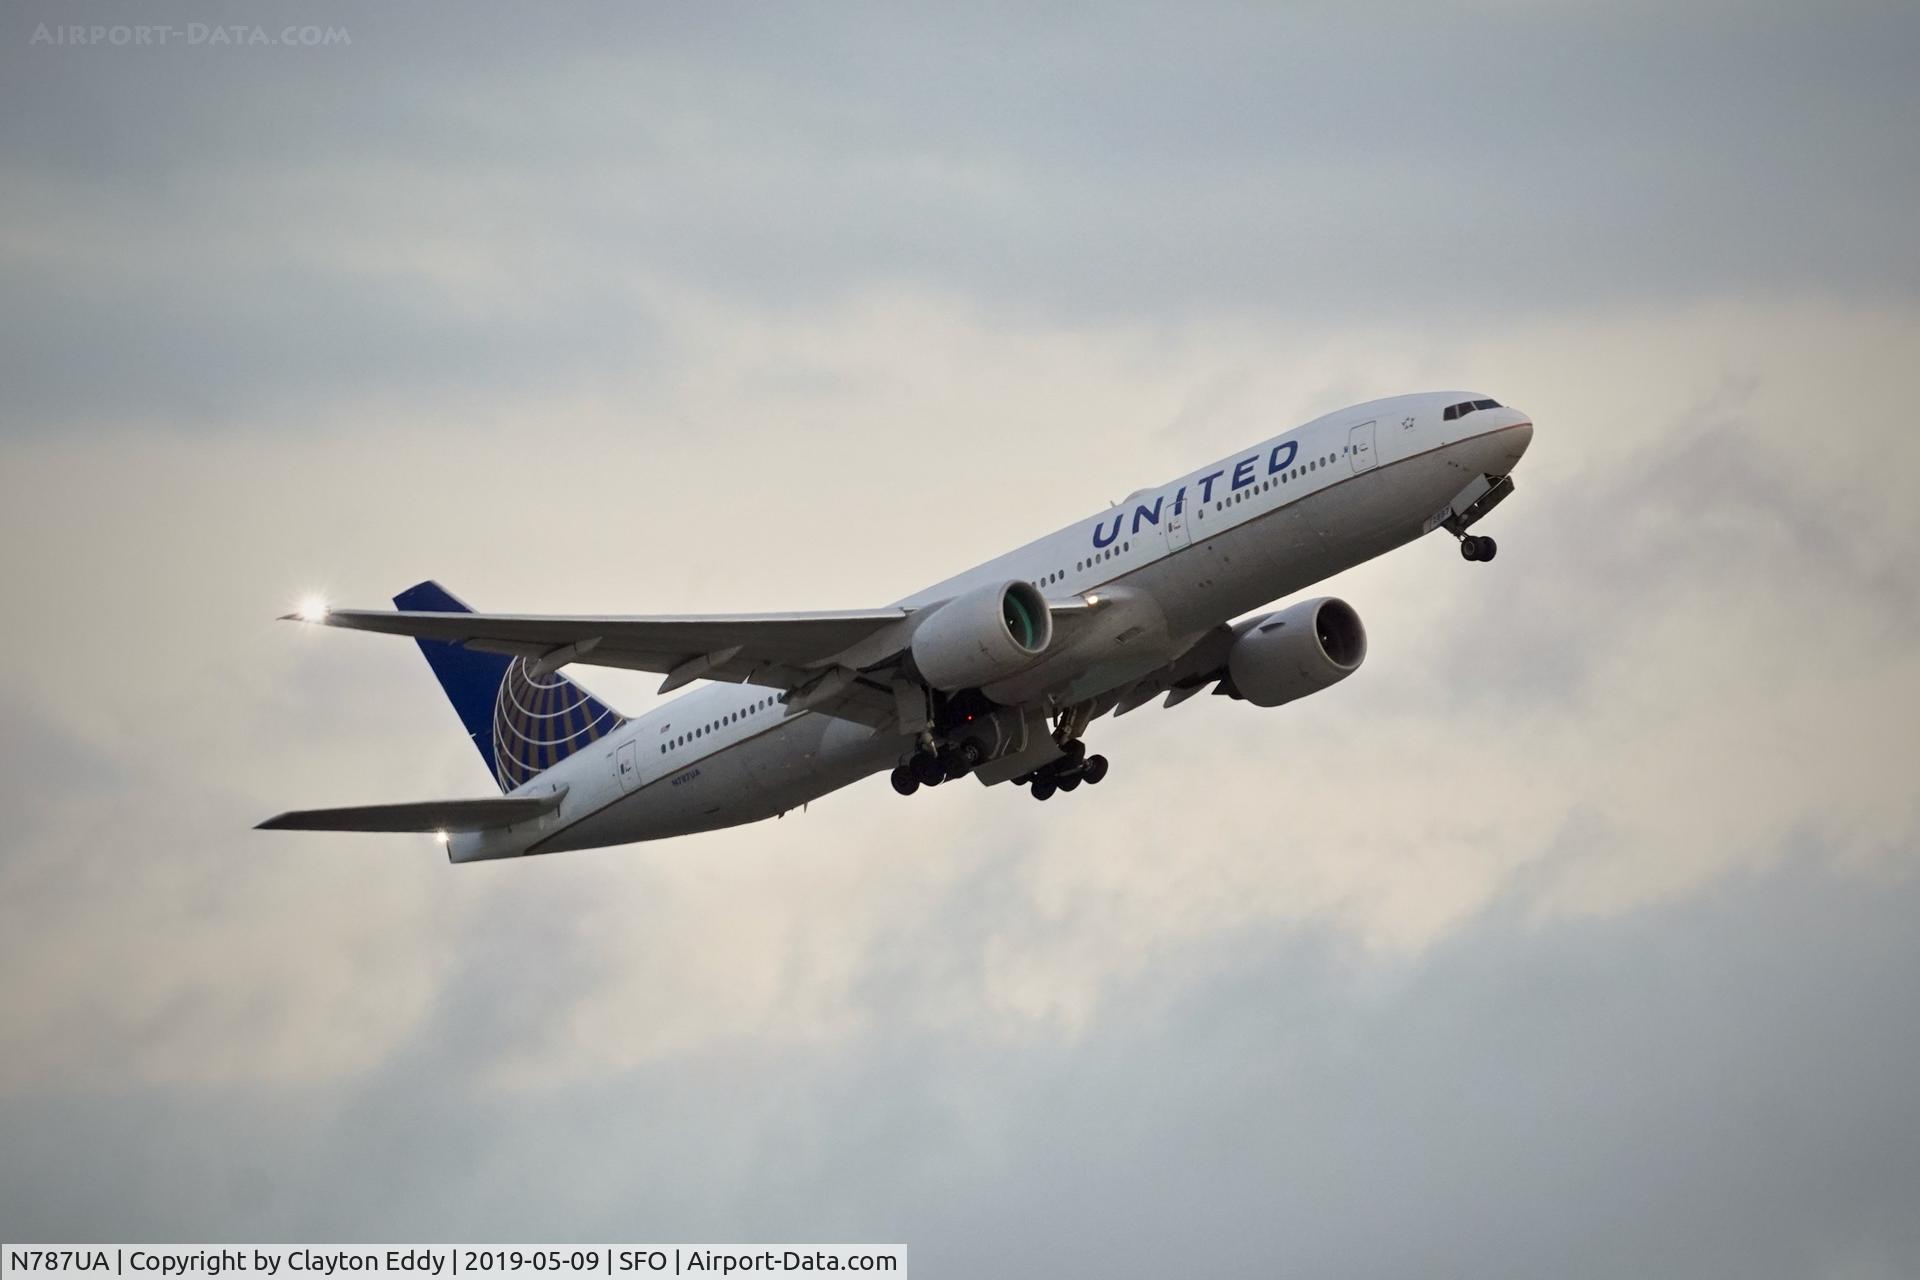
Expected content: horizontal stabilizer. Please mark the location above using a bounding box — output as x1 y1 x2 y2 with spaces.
256 790 565 834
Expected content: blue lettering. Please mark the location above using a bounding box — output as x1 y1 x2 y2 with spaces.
1173 485 1187 514
1232 457 1256 489
1131 497 1164 534
1092 512 1122 548
1268 440 1298 474
1197 470 1225 501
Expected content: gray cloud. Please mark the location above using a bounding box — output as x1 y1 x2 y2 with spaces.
4 2 1917 430
5 854 1919 1279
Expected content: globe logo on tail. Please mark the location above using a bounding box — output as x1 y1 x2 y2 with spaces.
490 657 624 790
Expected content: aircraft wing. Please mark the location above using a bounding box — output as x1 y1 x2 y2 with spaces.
293 605 905 685
288 597 1094 729
256 792 564 833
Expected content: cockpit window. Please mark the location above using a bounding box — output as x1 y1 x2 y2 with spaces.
1442 398 1503 421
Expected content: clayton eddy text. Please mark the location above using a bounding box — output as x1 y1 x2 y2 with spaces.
125 1253 444 1277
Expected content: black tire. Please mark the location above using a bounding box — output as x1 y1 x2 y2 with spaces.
1460 536 1480 562
890 766 919 797
1058 774 1082 792
1031 779 1056 801
1082 754 1109 785
1477 535 1498 562
912 752 945 787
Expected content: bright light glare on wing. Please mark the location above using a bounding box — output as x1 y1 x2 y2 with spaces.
296 595 330 622
435 830 450 845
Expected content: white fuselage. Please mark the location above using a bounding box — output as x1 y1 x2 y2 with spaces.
451 392 1532 860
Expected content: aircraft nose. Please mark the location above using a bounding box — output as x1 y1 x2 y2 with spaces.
1502 411 1533 466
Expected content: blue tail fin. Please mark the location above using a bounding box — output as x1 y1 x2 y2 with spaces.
394 581 625 793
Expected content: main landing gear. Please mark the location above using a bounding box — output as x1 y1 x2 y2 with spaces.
889 740 985 796
1021 739 1109 802
1458 533 1498 562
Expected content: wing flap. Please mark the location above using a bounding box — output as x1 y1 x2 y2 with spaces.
255 792 564 834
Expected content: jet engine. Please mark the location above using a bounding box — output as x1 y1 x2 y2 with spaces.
1225 596 1367 708
910 579 1053 691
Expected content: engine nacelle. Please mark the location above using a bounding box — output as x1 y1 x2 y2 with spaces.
1225 596 1367 708
910 579 1053 691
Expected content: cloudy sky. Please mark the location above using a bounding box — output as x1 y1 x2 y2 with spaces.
3 1 1919 1273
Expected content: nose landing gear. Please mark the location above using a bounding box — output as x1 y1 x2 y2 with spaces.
1458 533 1497 562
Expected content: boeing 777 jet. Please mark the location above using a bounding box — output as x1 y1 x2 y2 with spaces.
260 391 1531 861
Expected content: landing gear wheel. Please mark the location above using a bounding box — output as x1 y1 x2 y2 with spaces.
1081 754 1109 785
1057 774 1082 793
890 766 919 797
1460 536 1480 561
911 753 945 787
1031 778 1056 801
1060 738 1087 765
942 740 984 781
1476 535 1497 561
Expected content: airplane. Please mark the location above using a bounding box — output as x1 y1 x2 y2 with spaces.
258 391 1531 862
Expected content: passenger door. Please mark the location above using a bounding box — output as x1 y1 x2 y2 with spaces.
616 740 640 794
1165 502 1193 552
1348 420 1378 473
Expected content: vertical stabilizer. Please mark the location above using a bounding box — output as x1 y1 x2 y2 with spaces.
393 580 624 793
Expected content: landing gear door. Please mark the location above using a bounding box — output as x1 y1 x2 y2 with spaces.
616 740 640 794
1349 420 1378 473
